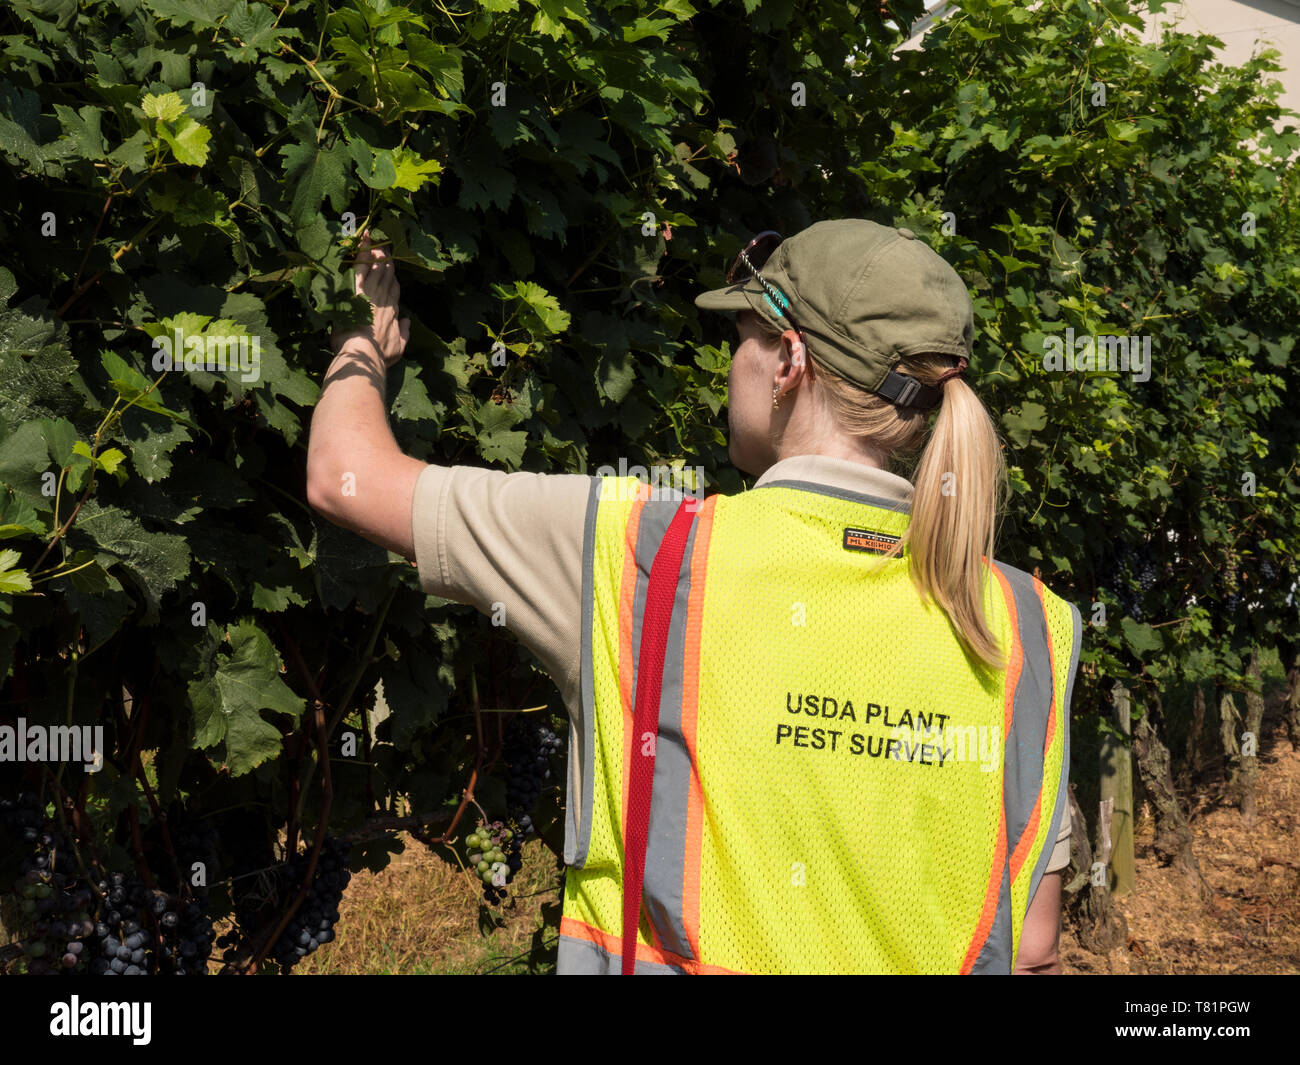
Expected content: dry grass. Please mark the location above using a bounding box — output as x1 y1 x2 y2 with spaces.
290 835 562 975
205 834 562 976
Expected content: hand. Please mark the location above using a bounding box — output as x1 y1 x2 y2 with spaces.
331 231 411 366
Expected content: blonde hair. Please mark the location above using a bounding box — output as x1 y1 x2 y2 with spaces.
751 313 1008 671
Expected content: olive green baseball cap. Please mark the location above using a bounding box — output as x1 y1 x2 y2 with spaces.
694 219 974 408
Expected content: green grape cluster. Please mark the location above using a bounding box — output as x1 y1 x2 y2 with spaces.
464 820 523 905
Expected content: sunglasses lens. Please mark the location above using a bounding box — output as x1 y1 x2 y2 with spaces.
727 232 781 285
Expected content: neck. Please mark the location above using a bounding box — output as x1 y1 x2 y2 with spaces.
774 398 887 469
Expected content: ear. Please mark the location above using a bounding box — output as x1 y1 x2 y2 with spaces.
783 330 805 366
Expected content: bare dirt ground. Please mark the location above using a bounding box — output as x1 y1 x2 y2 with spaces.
1061 717 1300 975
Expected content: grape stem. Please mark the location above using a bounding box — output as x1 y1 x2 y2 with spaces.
125 805 157 892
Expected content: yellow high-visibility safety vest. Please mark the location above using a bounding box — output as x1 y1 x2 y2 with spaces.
558 475 1081 974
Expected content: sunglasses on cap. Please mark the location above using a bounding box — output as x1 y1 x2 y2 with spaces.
726 230 806 351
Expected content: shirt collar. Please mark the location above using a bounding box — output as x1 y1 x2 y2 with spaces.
752 454 914 510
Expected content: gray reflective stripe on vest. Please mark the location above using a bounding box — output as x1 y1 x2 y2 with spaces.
971 563 1066 974
970 862 1014 975
566 478 603 868
1020 600 1081 949
557 932 686 975
628 497 683 734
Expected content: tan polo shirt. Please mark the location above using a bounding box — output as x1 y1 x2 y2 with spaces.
410 453 1072 874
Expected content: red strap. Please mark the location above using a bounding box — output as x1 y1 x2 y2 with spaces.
621 499 696 974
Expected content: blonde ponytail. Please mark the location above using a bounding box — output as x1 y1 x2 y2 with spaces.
905 372 1008 672
752 315 1009 671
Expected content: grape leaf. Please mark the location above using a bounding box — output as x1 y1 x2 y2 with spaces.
72 501 192 622
188 619 306 776
279 138 350 227
0 548 31 593
157 116 211 166
142 92 187 122
0 494 43 540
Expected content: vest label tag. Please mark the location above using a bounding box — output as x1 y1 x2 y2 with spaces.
843 528 901 554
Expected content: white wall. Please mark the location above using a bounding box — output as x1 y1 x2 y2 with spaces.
897 1 1300 121
1143 0 1300 116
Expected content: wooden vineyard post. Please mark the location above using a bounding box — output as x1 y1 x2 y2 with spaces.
1099 682 1135 896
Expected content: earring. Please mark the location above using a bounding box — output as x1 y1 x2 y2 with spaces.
772 385 781 410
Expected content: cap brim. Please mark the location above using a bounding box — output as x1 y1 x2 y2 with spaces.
694 282 758 312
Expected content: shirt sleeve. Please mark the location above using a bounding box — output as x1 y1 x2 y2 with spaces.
409 464 589 713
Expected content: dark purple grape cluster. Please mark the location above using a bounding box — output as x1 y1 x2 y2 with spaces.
1097 541 1159 622
85 879 214 976
87 874 153 975
155 895 214 975
2 790 214 975
2 791 96 974
1135 555 1158 594
503 714 564 836
268 835 351 970
9 866 96 975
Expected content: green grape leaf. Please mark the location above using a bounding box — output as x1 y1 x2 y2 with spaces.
0 548 31 593
189 619 306 776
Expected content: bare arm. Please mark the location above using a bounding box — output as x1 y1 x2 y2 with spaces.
1013 870 1063 974
306 235 426 558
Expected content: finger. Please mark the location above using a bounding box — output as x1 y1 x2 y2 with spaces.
355 252 379 292
354 249 384 275
400 318 411 345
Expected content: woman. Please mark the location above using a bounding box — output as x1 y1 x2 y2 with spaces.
307 219 1080 975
